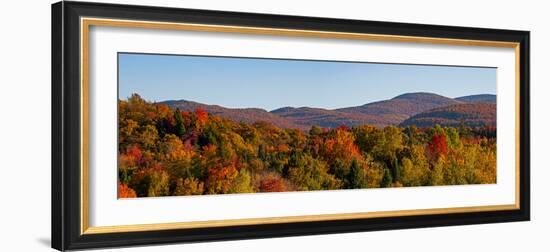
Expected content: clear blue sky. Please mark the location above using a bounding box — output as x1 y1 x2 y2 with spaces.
119 53 496 111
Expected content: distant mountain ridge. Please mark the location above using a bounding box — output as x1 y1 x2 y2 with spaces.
161 93 496 129
455 94 496 104
334 92 462 125
270 106 384 128
162 99 304 129
400 103 496 127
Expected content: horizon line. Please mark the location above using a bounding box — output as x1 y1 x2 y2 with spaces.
122 91 497 112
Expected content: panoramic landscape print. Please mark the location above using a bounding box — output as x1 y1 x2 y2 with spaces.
117 53 497 198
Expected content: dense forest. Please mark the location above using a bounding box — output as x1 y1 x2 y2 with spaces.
118 94 496 198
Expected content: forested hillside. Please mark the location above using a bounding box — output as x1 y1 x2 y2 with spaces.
455 94 496 104
335 92 461 125
400 103 496 127
162 99 304 129
164 92 496 128
118 94 496 198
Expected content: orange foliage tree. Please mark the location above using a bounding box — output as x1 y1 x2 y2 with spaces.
118 181 137 198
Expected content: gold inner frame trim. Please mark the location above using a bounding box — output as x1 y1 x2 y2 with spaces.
80 17 521 235
85 204 517 234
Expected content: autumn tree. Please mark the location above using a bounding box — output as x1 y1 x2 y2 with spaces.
400 145 430 186
228 169 255 194
195 107 209 129
370 126 404 165
428 134 448 158
259 173 287 192
118 181 137 198
174 177 204 196
205 166 235 194
287 152 340 191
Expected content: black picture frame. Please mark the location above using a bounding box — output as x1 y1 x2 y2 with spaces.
52 1 530 251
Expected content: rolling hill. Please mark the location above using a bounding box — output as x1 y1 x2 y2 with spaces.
455 94 496 103
162 99 305 129
399 103 496 127
161 92 496 129
335 92 462 125
270 106 387 128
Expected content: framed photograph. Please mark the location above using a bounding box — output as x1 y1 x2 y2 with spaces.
52 1 530 250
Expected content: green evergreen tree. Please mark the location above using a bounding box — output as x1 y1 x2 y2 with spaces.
347 159 367 189
381 168 393 187
391 157 401 182
174 108 186 137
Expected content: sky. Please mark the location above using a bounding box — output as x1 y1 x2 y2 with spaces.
118 53 496 111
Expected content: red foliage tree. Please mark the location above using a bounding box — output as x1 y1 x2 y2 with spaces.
206 165 238 194
127 145 142 162
259 174 287 192
321 128 361 162
195 107 209 129
119 145 143 169
428 134 448 157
